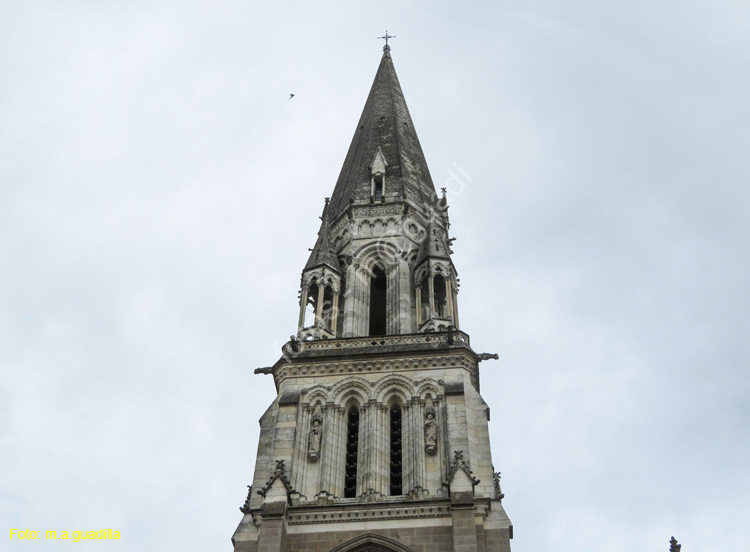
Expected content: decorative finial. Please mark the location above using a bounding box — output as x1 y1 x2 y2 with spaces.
239 484 253 513
492 466 504 500
669 537 681 552
324 197 330 206
378 30 396 51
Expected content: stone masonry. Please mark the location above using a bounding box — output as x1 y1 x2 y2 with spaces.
231 44 512 552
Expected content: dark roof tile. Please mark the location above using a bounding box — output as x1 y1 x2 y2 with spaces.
326 48 437 224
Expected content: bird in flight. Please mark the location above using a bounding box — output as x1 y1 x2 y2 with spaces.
289 93 295 100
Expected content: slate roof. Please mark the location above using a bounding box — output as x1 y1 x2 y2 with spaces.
415 222 452 267
326 46 438 224
304 199 341 273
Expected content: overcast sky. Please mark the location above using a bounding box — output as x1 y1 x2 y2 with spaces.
1 2 748 551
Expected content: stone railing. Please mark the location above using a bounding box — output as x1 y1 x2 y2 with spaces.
294 330 470 353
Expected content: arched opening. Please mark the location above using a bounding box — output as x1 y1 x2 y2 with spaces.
369 266 387 336
389 403 402 495
344 405 360 498
304 281 319 328
373 173 384 202
419 279 430 322
322 285 334 331
434 274 447 318
330 533 415 552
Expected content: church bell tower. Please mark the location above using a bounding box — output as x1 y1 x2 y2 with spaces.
232 43 513 552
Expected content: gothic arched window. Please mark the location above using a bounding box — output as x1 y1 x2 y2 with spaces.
331 532 416 552
369 266 387 336
389 403 402 495
434 274 447 318
419 279 430 322
344 405 360 498
304 281 319 328
322 284 334 331
373 173 384 202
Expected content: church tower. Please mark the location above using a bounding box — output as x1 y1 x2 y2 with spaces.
232 44 513 552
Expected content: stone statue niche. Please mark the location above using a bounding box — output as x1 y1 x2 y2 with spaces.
308 405 323 462
424 400 437 456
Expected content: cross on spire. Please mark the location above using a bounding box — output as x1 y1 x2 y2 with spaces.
378 30 396 50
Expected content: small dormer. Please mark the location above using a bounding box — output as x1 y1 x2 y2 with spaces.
369 147 388 203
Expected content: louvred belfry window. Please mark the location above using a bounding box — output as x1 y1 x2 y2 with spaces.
369 266 387 336
344 406 360 498
389 404 402 495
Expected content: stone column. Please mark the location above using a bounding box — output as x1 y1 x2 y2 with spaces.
291 405 310 493
324 404 345 497
386 264 400 335
401 401 412 493
342 264 357 337
337 405 347 497
415 401 424 490
398 259 412 333
428 271 435 323
378 403 389 495
384 403 392 495
320 405 333 495
415 399 427 492
318 405 332 494
356 403 367 495
360 400 387 495
315 284 325 328
415 283 422 327
385 266 394 335
331 293 339 336
354 265 364 336
440 398 452 483
359 266 370 336
452 286 460 329
360 401 373 493
297 288 308 333
445 278 455 324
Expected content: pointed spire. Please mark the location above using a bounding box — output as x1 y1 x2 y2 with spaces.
326 48 437 223
304 198 340 273
415 223 451 267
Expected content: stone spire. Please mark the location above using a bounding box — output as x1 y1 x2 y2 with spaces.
295 47 459 339
233 46 513 552
325 47 437 224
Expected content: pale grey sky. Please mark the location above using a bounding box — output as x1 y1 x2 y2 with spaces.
1 2 749 551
